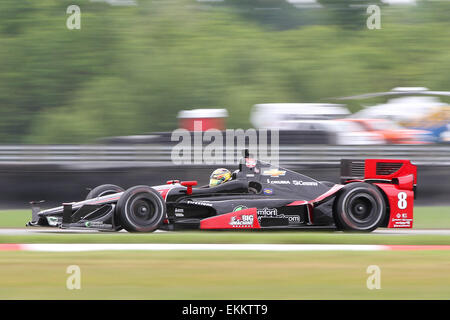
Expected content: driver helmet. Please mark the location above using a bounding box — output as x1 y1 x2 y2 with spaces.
209 168 232 187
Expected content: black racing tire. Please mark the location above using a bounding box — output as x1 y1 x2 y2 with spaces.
116 185 166 233
86 184 125 231
86 184 124 200
334 182 386 232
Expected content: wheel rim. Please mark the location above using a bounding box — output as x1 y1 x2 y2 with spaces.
346 192 379 226
127 195 157 226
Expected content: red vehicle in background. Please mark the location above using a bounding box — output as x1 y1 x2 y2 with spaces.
342 118 431 144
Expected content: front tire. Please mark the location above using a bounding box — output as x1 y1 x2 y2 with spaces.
86 184 125 231
86 184 124 199
334 182 386 232
116 185 166 232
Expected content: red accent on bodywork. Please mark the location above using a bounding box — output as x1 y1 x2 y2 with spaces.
287 200 308 206
153 183 181 200
374 183 414 228
181 181 198 195
344 179 364 183
364 159 417 185
158 189 170 200
200 208 261 230
312 184 344 203
396 174 414 191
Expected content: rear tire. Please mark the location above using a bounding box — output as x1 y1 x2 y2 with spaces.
116 185 166 232
86 184 124 199
334 182 386 232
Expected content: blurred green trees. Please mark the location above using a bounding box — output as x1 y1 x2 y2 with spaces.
0 0 449 143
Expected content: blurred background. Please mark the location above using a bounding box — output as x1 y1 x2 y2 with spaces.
0 0 449 208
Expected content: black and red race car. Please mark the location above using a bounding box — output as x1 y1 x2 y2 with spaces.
27 153 417 232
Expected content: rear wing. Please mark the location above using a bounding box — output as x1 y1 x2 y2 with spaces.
341 159 417 194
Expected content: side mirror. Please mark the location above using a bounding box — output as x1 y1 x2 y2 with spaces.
180 181 198 195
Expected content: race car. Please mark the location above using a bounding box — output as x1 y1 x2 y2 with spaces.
27 152 417 232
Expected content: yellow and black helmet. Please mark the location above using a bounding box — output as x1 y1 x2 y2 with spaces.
209 168 232 187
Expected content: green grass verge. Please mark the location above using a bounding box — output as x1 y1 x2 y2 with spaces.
0 210 33 228
413 206 450 228
0 250 449 299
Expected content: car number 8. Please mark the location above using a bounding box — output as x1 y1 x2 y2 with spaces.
398 192 407 209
